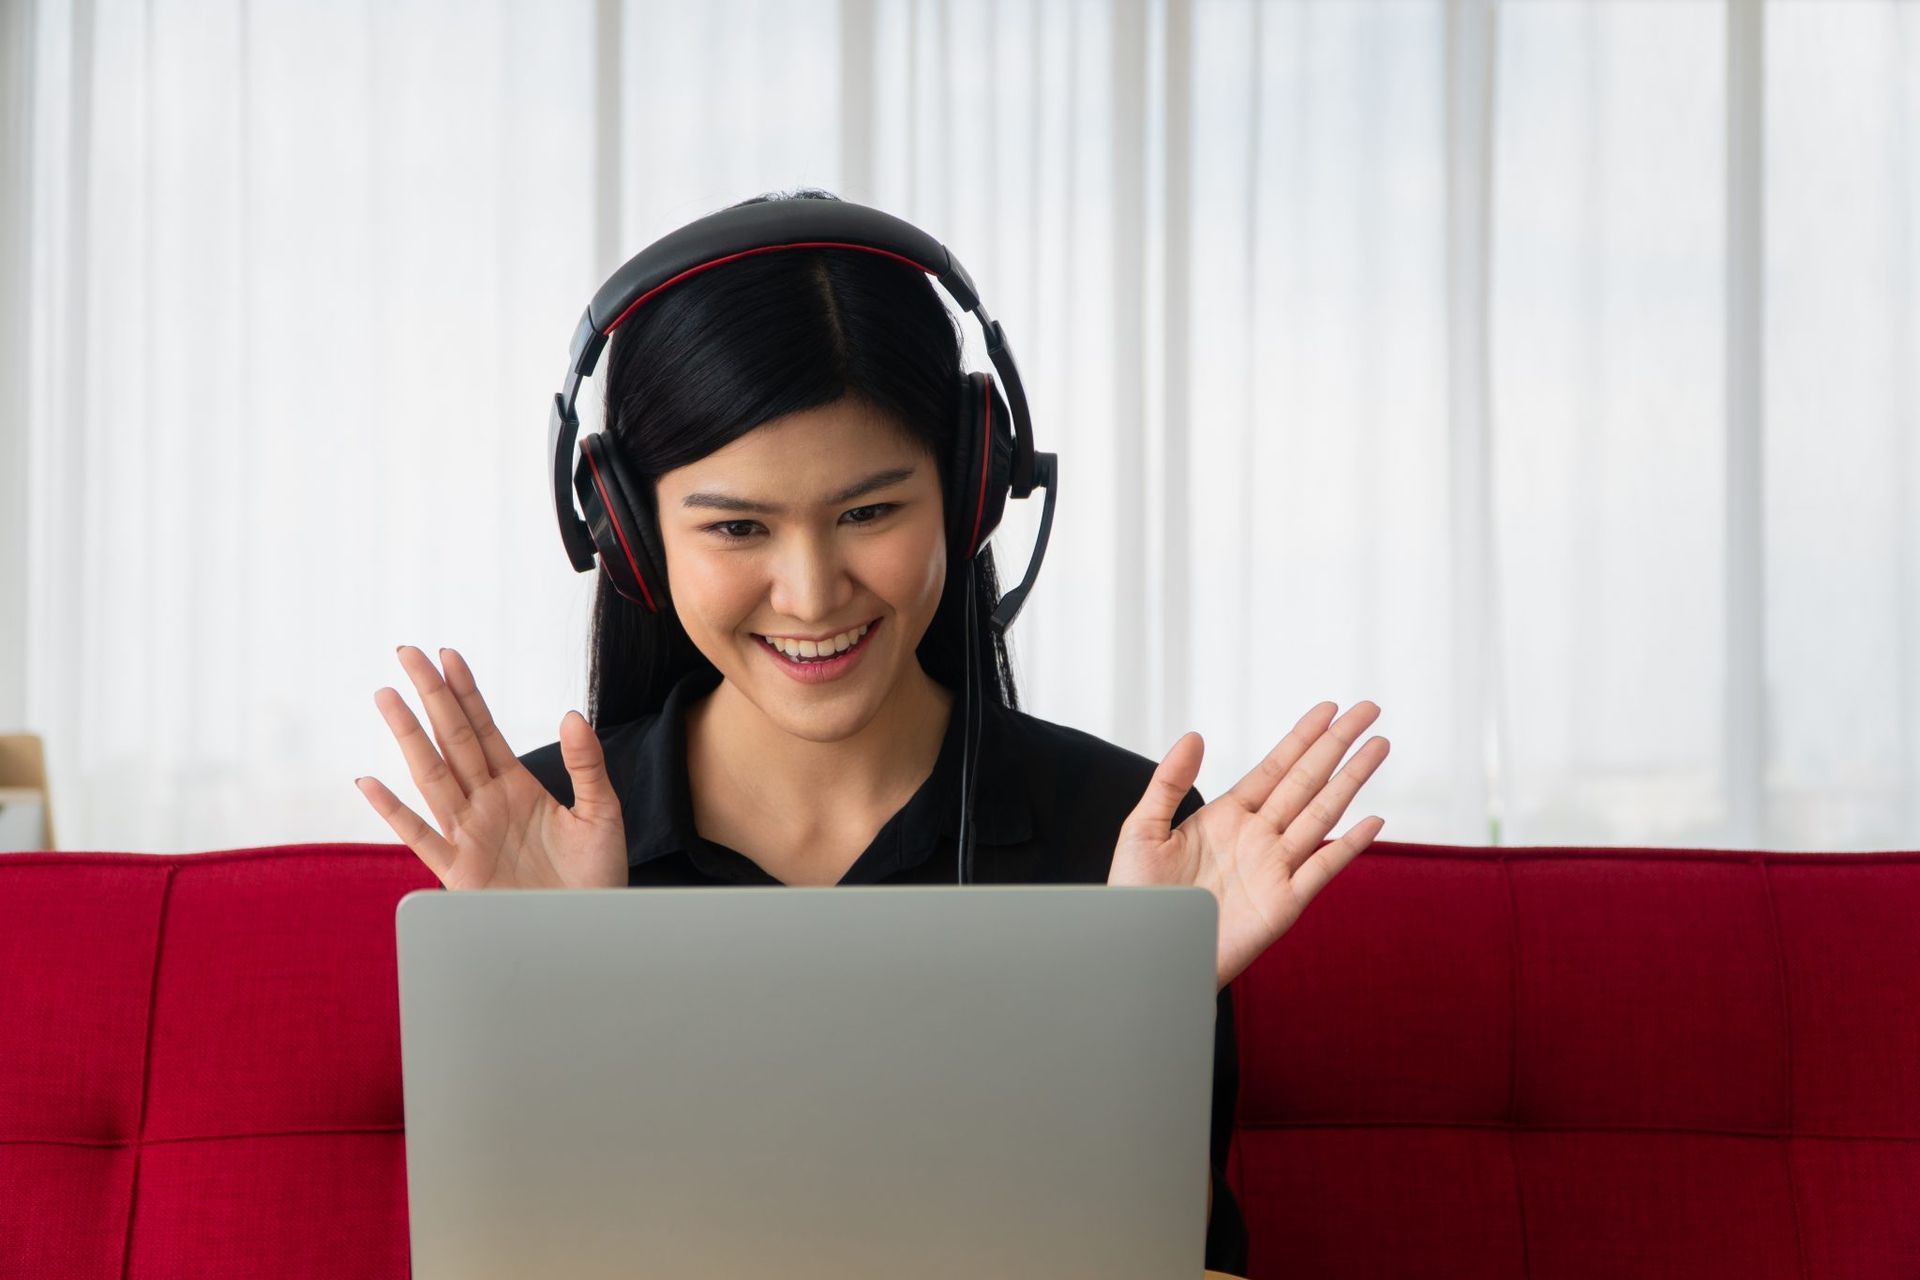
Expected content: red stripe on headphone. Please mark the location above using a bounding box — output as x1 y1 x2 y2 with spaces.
968 375 992 558
583 450 657 611
606 242 935 334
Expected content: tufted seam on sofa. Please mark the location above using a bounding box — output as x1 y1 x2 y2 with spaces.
1760 859 1812 1280
1230 975 1250 1201
0 843 415 869
1499 855 1532 1279
118 863 176 1280
1229 1119 1920 1142
2 1124 407 1149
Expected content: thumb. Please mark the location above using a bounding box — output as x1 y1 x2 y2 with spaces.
1120 731 1204 843
558 710 620 822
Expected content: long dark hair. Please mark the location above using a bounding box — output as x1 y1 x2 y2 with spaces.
585 188 1020 730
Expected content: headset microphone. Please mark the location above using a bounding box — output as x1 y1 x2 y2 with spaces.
546 198 1057 884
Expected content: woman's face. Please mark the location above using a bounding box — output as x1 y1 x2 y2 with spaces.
652 395 949 743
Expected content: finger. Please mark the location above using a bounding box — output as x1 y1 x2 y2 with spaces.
354 774 456 881
1118 731 1205 845
1223 701 1338 812
1278 736 1391 866
373 684 466 837
1255 701 1382 830
396 645 492 796
1290 815 1384 909
558 710 622 824
438 647 519 777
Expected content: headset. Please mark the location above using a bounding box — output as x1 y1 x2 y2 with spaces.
547 197 1058 885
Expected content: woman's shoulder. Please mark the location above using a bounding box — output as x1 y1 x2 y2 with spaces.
991 701 1206 820
997 701 1158 772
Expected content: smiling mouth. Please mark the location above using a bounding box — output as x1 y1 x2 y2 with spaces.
754 618 880 664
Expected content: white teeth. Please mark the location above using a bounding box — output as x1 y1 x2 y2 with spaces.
761 622 872 662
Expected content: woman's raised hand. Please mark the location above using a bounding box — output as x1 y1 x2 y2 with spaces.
1108 702 1390 992
354 646 628 891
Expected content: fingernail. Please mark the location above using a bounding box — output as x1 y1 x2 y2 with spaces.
395 644 404 655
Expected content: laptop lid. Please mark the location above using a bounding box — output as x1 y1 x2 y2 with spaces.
395 884 1219 1280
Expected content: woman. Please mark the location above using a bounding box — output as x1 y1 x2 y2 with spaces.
355 188 1390 1277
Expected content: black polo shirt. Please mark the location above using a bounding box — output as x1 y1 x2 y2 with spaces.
518 663 1250 1276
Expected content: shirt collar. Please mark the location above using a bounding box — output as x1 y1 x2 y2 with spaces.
615 664 1034 870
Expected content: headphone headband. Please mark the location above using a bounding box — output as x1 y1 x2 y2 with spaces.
582 200 982 358
549 200 1041 575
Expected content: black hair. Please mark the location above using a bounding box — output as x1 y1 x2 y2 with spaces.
584 187 1020 730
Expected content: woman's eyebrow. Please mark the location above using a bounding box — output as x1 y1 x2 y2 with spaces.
681 466 918 515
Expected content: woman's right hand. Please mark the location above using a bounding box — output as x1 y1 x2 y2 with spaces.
355 645 628 891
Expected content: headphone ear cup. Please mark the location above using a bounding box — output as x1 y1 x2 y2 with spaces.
950 371 1015 562
605 438 671 607
575 431 669 610
948 376 981 561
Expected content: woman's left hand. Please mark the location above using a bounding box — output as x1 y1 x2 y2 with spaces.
1108 701 1390 992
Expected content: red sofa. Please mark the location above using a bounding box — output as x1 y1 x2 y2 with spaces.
4 841 1917 1278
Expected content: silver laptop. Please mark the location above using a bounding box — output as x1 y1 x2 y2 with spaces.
395 884 1220 1280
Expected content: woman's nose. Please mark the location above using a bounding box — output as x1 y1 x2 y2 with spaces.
766 532 854 622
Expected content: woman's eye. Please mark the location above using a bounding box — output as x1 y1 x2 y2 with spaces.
706 506 898 541
842 503 898 526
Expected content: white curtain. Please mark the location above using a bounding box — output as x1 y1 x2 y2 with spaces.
3 0 1915 855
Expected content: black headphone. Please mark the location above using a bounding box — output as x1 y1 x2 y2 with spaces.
547 197 1059 885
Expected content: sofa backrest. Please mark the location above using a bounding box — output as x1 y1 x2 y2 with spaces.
1227 842 1920 1278
4 842 1917 1278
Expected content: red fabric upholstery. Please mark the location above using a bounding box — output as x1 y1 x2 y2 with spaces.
2 846 433 1279
1226 843 1920 1279
3 841 1915 1277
